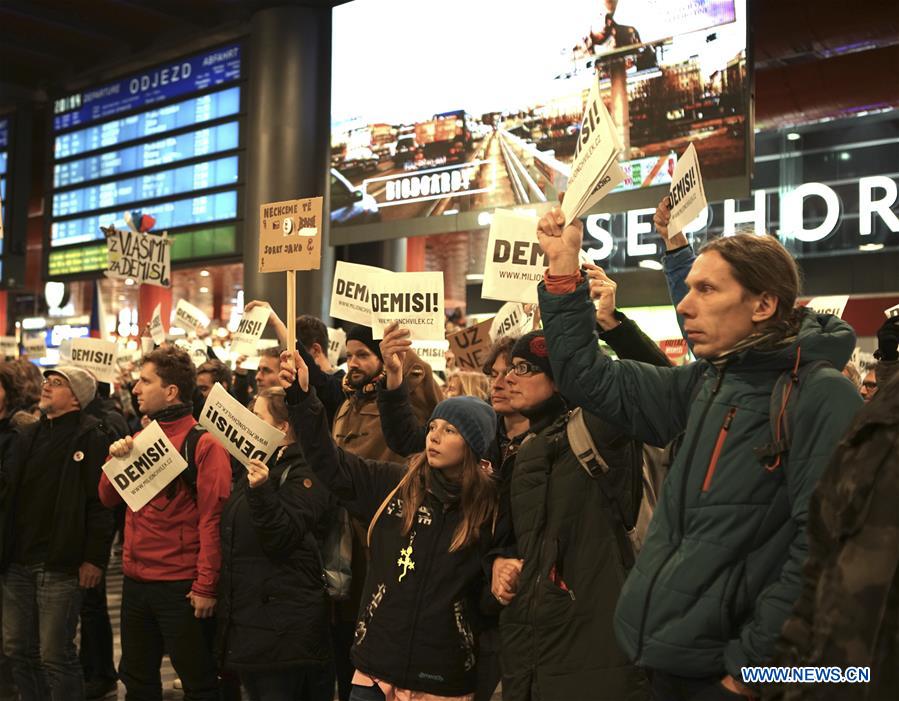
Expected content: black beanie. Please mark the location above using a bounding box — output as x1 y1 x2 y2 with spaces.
429 396 497 460
345 324 382 360
510 331 553 379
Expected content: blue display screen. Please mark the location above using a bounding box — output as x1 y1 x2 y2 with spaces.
51 190 238 246
54 121 239 188
53 43 241 132
0 151 6 176
0 118 7 148
53 155 239 217
54 87 240 160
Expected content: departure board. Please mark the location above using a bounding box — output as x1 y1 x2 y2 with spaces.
49 43 243 258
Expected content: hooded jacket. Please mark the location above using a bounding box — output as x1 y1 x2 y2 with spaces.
538 280 862 681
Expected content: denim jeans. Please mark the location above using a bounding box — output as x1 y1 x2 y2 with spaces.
2 563 84 701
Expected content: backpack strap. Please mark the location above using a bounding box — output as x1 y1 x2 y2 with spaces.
367 470 414 548
167 424 208 500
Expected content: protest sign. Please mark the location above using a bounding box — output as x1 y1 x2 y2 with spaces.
370 272 444 341
805 295 849 319
885 303 899 319
411 340 449 373
70 338 118 383
102 421 187 512
189 339 209 367
200 383 285 467
231 306 270 356
140 337 154 355
327 327 347 367
116 346 140 367
330 261 387 326
104 226 171 287
561 72 623 224
149 304 166 345
667 143 707 236
489 302 532 341
23 335 47 359
259 197 323 272
239 355 260 372
448 318 493 372
172 299 210 334
482 210 545 304
0 337 18 358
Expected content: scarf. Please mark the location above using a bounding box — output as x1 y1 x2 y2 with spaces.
427 466 462 507
520 392 568 434
148 402 193 423
708 319 800 370
341 369 387 399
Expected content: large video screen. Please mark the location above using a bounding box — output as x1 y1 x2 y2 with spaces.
48 43 244 272
330 0 749 239
0 116 9 259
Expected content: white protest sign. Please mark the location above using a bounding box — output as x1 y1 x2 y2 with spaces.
200 383 285 467
411 340 449 373
231 306 270 356
667 143 707 237
238 355 260 372
806 295 849 319
140 337 155 355
23 335 47 359
327 327 347 367
116 346 140 367
189 340 209 367
482 210 545 304
102 421 187 512
330 261 387 326
149 304 166 345
489 302 532 341
70 338 118 383
0 337 18 358
104 226 171 287
561 73 622 224
370 271 444 341
172 299 210 334
885 303 899 319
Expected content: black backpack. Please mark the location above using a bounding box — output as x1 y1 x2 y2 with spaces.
164 424 207 500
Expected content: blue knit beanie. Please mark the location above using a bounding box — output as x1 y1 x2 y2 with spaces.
429 396 497 460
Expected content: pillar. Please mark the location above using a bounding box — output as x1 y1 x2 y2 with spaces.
243 5 333 327
138 285 172 332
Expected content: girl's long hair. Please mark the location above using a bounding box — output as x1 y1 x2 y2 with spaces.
397 445 497 552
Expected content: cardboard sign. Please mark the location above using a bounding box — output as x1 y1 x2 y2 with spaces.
370 271 444 341
172 299 210 334
259 197 323 272
329 261 387 326
448 318 493 372
482 209 545 304
104 226 171 287
189 339 209 367
70 338 118 383
805 295 849 319
411 340 449 373
327 327 347 367
199 383 285 467
561 72 623 224
23 335 47 359
231 306 270 356
140 337 155 356
102 421 187 512
149 304 166 345
667 143 707 236
885 303 899 319
0 337 18 358
489 302 532 342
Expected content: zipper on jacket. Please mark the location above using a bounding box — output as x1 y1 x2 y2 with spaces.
701 407 737 492
633 368 725 662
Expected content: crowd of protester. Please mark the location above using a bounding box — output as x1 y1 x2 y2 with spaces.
0 194 896 701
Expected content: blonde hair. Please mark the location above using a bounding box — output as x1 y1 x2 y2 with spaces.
445 371 490 401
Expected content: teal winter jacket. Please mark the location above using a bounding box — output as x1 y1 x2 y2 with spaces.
538 281 862 681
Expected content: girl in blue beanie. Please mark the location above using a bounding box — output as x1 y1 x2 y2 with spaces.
279 349 501 701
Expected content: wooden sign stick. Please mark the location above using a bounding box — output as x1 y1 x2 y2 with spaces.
286 270 297 365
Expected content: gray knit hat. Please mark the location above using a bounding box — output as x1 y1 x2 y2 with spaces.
44 366 97 409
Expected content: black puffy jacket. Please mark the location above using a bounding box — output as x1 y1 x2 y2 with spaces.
215 443 334 672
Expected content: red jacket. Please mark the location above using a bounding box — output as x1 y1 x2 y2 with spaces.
99 413 231 598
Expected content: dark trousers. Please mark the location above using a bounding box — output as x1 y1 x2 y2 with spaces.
241 665 333 701
474 627 502 701
79 574 116 684
650 671 750 701
2 563 84 701
118 578 218 701
331 620 355 701
348 684 385 701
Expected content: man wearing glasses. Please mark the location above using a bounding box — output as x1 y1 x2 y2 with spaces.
1 367 114 701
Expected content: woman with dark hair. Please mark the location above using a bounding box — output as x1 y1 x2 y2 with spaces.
9 359 42 418
215 386 334 701
279 348 501 701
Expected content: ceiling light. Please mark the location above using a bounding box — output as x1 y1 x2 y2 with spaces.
200 270 211 277
638 259 663 271
124 278 135 286
858 243 884 251
786 132 801 141
200 286 209 293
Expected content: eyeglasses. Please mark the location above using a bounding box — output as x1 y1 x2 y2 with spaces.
862 381 877 391
42 377 68 389
505 361 545 377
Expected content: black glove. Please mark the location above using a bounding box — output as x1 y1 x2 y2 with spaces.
874 315 899 362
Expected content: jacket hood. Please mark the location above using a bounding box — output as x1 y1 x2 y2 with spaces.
734 308 856 372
